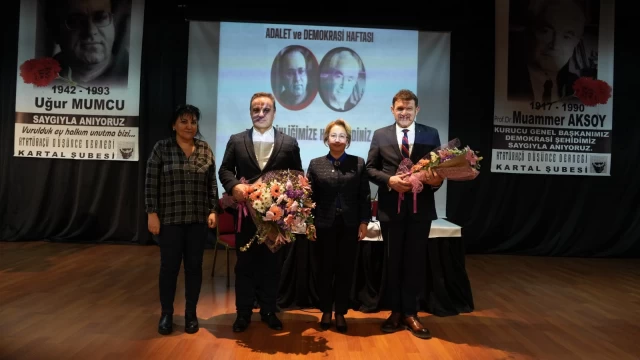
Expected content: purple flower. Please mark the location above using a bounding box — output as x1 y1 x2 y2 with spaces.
285 189 304 199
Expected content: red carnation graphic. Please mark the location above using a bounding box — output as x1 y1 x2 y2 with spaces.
19 57 87 89
19 57 62 87
572 77 613 107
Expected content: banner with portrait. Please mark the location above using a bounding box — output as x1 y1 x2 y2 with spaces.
14 0 145 161
492 0 614 176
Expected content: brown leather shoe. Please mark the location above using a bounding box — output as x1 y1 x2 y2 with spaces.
381 312 403 333
403 316 432 339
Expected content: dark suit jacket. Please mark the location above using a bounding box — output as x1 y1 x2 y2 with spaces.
307 154 371 228
218 128 303 195
366 123 441 222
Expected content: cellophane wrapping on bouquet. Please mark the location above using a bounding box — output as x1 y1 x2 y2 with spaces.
398 138 483 182
394 138 483 213
234 170 316 253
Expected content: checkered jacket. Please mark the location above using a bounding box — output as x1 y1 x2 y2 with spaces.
145 137 220 225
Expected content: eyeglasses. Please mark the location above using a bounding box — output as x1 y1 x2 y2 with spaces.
329 133 348 141
65 11 113 30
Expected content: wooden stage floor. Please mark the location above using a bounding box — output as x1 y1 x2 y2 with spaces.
1 241 639 360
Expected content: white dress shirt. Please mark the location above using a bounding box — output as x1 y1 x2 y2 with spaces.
396 121 415 156
252 126 274 169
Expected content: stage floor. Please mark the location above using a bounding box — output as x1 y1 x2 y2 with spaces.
1 241 638 360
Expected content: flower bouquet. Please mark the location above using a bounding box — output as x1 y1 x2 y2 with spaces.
395 138 482 213
236 170 316 253
404 138 483 181
219 192 238 211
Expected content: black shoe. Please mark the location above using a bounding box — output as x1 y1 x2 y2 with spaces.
158 313 173 335
260 312 283 330
185 312 199 334
233 314 251 332
335 314 347 333
320 312 332 330
381 312 403 333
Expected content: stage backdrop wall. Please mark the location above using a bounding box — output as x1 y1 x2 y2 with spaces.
186 21 451 218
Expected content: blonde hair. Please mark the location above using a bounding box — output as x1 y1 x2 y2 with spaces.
323 119 352 147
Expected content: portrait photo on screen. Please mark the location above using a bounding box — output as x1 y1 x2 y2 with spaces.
318 47 366 112
270 45 319 111
506 0 600 103
36 0 132 88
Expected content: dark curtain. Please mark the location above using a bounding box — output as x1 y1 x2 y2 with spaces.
0 1 20 240
0 2 189 244
445 1 640 258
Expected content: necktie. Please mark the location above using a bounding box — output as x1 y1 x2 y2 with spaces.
543 79 553 103
401 129 410 159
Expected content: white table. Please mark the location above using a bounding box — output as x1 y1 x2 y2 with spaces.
363 218 462 241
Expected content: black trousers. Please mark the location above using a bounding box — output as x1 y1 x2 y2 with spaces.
235 217 281 316
314 215 359 315
158 223 207 315
381 216 431 316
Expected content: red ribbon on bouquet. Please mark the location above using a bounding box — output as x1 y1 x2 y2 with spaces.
395 161 424 214
397 192 419 214
236 201 248 232
234 177 252 232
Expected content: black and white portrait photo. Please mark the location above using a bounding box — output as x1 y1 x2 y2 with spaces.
318 47 366 112
507 0 600 103
270 45 319 111
37 0 132 87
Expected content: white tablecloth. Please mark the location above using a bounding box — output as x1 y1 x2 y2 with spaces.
362 218 462 241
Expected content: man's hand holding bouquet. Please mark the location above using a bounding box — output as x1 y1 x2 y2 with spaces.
226 170 316 253
395 138 483 213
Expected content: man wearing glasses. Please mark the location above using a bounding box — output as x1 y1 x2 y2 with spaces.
44 0 129 87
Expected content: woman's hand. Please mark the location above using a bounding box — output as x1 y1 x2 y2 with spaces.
148 213 161 235
358 223 368 241
208 213 217 228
